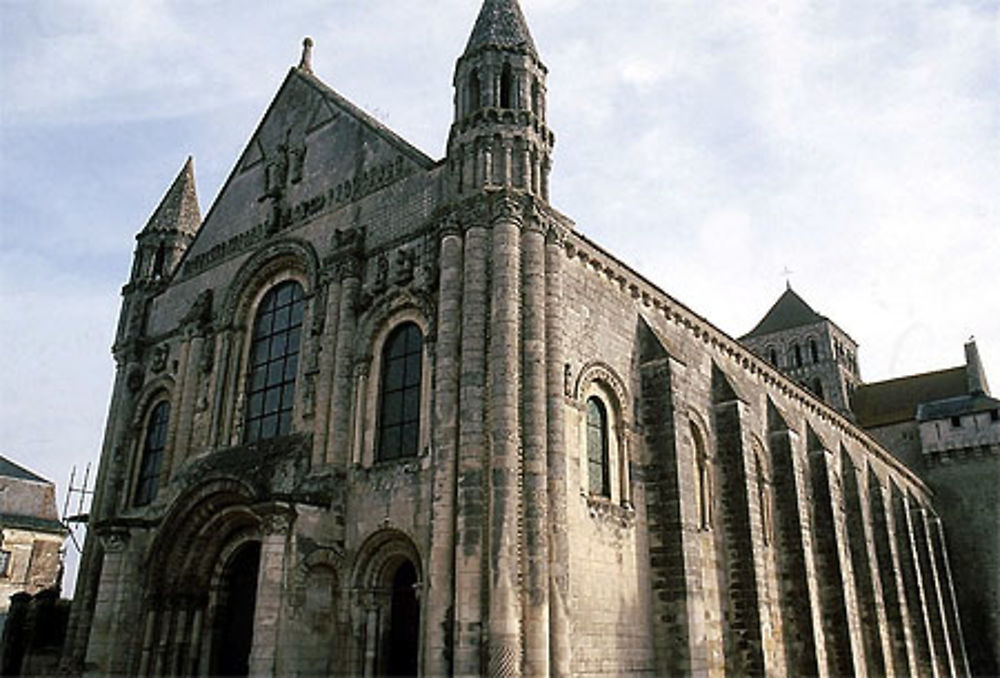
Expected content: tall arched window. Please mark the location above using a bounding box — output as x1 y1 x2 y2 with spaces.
500 63 513 108
793 343 803 368
767 347 778 366
245 280 304 442
812 377 825 401
378 323 423 461
135 401 170 506
586 397 610 497
691 422 712 530
809 338 819 363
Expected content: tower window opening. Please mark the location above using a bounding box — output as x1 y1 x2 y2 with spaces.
950 416 961 428
531 78 540 116
810 339 819 363
469 70 481 114
990 409 999 422
794 344 803 368
767 348 778 366
812 378 824 401
152 243 167 278
500 63 513 109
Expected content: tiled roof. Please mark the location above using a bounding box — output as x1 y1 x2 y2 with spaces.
852 367 967 428
464 0 537 56
0 512 66 535
742 286 826 339
0 455 51 484
917 393 1000 421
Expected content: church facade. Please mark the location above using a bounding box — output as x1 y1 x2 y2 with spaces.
62 1 991 676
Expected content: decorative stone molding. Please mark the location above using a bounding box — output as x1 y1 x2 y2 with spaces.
573 360 631 421
219 237 320 328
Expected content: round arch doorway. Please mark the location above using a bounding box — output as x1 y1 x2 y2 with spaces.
383 559 420 677
210 541 261 677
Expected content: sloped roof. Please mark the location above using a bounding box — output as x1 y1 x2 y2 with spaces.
0 455 51 484
917 393 1000 421
742 286 826 339
464 0 537 56
141 156 201 237
852 367 967 428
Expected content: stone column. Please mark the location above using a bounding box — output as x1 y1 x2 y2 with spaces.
545 226 571 678
521 214 549 677
83 529 130 677
767 414 820 677
328 258 361 465
425 221 463 676
248 505 295 676
711 384 765 676
312 273 342 467
488 195 523 677
173 332 203 464
916 507 953 677
840 450 886 676
931 517 970 677
893 488 935 677
805 440 854 677
210 332 232 447
454 218 488 676
866 470 910 676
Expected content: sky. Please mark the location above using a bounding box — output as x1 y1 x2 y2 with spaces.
1 0 997 594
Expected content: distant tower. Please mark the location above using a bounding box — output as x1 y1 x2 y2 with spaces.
741 285 861 413
116 157 201 353
447 0 554 200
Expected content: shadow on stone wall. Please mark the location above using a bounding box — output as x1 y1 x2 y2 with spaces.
0 588 70 676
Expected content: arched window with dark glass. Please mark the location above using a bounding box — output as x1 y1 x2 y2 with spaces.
135 401 170 506
809 338 819 363
500 63 513 108
378 323 423 461
245 280 304 442
794 343 803 368
586 397 610 497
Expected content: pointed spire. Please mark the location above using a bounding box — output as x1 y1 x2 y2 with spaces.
298 37 314 74
743 286 825 339
142 156 201 237
464 0 537 57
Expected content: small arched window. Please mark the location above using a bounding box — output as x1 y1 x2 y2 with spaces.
469 70 481 113
378 323 424 461
531 78 540 116
810 339 819 363
152 243 167 278
586 397 610 497
500 63 513 108
794 344 803 368
245 280 304 442
767 348 778 366
135 401 170 506
691 422 712 530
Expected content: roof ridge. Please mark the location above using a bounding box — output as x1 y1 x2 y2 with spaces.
0 454 52 484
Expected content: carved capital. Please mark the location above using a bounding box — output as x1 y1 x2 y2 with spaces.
98 528 131 553
254 502 296 536
491 191 523 227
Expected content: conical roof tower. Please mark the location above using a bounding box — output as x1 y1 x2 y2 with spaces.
447 0 554 200
130 157 202 284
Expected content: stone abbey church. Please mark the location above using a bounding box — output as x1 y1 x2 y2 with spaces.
62 1 998 676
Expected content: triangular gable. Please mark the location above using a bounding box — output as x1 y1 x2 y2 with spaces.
178 68 437 278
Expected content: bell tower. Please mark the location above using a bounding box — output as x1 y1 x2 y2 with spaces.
447 0 554 200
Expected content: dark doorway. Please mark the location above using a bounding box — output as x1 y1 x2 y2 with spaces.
384 560 420 677
211 541 261 677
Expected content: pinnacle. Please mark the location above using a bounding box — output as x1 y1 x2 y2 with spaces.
141 156 201 237
464 0 537 57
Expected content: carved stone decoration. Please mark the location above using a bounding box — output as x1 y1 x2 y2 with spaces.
127 366 145 393
574 360 631 421
151 344 169 373
98 528 131 553
373 253 389 293
183 289 214 333
393 248 415 286
491 191 522 225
